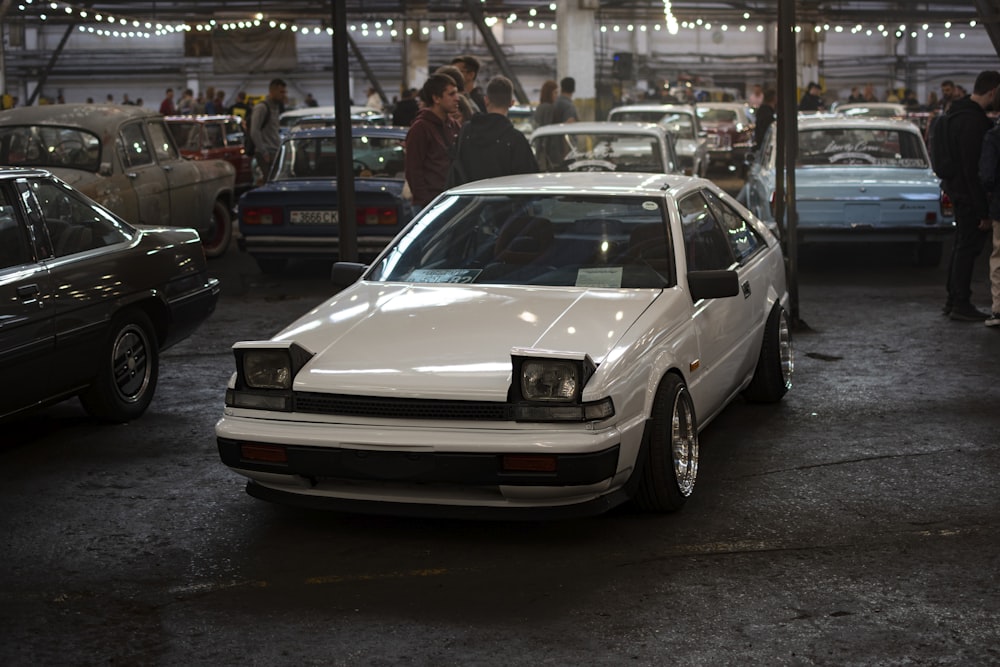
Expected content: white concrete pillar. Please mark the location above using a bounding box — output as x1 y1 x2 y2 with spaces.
556 0 596 120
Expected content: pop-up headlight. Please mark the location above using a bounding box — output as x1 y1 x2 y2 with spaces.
226 341 314 411
511 350 614 422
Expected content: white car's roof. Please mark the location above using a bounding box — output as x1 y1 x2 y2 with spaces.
280 105 379 120
609 103 696 114
796 115 921 133
837 102 906 113
529 120 670 138
443 171 704 197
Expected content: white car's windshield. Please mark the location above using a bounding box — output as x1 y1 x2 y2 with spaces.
367 193 674 288
797 127 928 168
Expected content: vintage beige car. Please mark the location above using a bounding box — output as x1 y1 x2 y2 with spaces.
0 104 236 257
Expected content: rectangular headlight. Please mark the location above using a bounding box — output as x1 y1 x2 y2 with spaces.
510 352 612 422
243 349 293 389
232 341 314 393
521 359 580 402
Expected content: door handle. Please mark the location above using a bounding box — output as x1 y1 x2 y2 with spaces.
162 165 173 172
741 281 751 298
126 172 138 179
16 283 42 306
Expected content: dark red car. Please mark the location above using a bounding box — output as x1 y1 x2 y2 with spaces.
695 102 756 174
165 115 254 192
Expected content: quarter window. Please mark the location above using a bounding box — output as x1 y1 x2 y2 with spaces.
0 189 32 269
702 189 764 263
677 191 735 272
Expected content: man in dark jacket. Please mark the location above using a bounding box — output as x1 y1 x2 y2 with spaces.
405 74 460 209
978 118 1000 327
797 81 825 112
447 75 539 188
940 69 1000 321
754 88 777 148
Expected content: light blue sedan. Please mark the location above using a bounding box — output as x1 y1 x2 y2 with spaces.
743 116 953 266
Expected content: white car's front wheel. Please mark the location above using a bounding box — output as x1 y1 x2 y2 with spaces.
635 374 698 513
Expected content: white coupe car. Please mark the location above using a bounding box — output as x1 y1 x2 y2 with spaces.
216 173 792 519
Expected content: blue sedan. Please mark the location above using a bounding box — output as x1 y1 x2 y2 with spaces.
743 116 953 266
237 126 413 272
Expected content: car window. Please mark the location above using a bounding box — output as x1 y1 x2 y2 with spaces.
29 178 133 257
677 191 735 272
166 122 200 151
368 193 674 288
203 123 225 149
274 134 406 179
0 125 101 171
225 119 244 145
660 113 696 139
147 122 179 162
697 108 738 123
118 122 154 167
531 132 665 173
0 189 32 269
797 127 928 167
701 189 765 263
609 110 668 123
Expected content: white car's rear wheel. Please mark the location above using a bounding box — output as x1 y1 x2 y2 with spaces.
635 374 698 513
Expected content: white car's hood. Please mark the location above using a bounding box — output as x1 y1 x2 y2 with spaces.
276 283 660 400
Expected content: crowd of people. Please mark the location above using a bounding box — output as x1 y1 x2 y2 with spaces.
402 54 548 210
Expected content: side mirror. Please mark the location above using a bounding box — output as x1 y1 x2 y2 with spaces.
687 269 739 301
99 162 113 177
331 261 367 289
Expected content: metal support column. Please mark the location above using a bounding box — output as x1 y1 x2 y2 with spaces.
346 32 387 109
332 2 357 262
972 0 1000 55
777 0 801 326
462 0 529 104
26 21 76 105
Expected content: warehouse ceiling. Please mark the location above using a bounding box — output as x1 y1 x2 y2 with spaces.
4 1 987 25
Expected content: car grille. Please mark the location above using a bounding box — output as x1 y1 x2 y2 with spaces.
294 392 515 421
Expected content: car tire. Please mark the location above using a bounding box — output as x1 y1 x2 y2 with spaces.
635 374 698 513
201 200 232 259
743 305 793 403
80 310 159 422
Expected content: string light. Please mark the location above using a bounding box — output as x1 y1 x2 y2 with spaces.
11 0 986 42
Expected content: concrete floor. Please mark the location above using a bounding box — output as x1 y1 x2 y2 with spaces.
1 201 998 666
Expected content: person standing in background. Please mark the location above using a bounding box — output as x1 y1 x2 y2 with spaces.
451 55 486 114
447 75 538 188
249 78 288 183
978 117 1000 327
392 88 419 127
404 73 461 210
939 70 1000 321
552 77 579 124
754 89 777 148
747 84 764 108
159 88 175 115
534 80 558 127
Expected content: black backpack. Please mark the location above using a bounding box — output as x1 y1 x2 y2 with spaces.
931 109 968 180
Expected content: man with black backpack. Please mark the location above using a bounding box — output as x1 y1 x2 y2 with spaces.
936 70 1000 321
446 75 538 188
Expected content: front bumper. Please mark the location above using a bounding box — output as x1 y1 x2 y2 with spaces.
216 412 636 517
